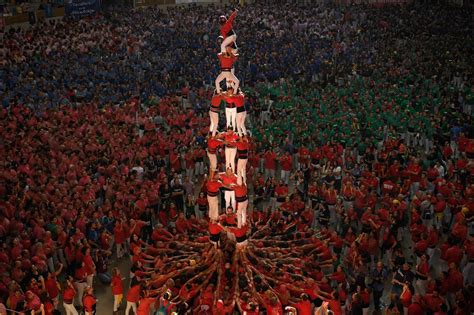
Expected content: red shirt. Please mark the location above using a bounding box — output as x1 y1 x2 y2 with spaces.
328 300 343 315
114 224 125 244
275 185 288 199
229 224 248 237
445 245 463 265
407 302 424 315
325 189 337 205
136 297 156 315
224 132 239 147
83 254 95 275
176 218 192 234
234 184 247 198
209 222 223 235
446 269 464 293
111 274 124 295
264 151 277 170
220 11 237 38
228 93 245 107
45 276 59 298
220 173 237 186
408 164 422 182
208 138 222 154
280 155 293 171
83 294 97 312
126 284 141 303
294 300 312 315
236 140 249 153
424 294 443 312
218 53 237 69
185 152 195 168
207 180 222 195
63 286 76 304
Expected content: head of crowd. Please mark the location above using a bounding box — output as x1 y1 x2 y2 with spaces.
0 0 474 314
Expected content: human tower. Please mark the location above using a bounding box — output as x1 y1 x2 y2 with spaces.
206 8 250 246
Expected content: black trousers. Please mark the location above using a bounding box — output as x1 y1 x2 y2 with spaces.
373 289 384 310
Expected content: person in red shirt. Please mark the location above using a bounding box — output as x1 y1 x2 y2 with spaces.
291 293 312 315
342 181 356 211
111 268 124 314
207 134 223 178
407 294 424 315
263 149 277 180
215 46 239 96
324 185 338 225
223 128 239 172
44 264 63 310
126 280 142 315
62 276 78 315
236 136 249 185
175 212 192 234
407 159 422 197
263 293 283 315
279 151 293 185
113 219 126 259
74 261 88 307
82 247 96 287
136 294 156 315
195 191 209 219
184 149 195 182
234 182 248 228
210 94 223 137
207 174 223 220
220 167 238 210
82 286 97 315
209 219 224 248
414 254 429 295
227 223 248 249
219 9 238 54
423 289 445 313
222 89 243 134
274 181 289 208
234 93 247 137
446 263 464 294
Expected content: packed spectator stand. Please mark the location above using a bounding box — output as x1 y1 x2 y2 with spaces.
0 1 474 315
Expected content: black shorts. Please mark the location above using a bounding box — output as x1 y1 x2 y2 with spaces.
237 106 246 113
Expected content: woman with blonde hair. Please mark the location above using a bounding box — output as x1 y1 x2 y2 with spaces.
111 268 124 314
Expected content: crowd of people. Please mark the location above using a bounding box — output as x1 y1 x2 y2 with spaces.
0 0 474 314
